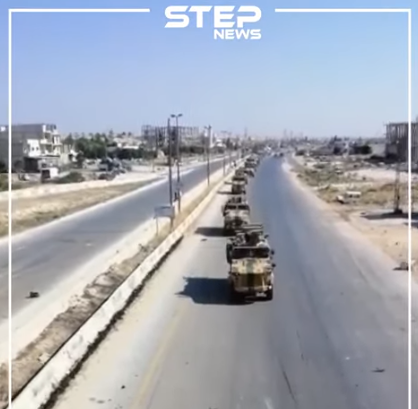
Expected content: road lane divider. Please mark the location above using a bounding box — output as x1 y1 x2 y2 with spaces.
7 157 245 409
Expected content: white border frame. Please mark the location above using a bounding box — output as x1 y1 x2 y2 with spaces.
7 7 412 409
7 8 151 408
275 8 412 409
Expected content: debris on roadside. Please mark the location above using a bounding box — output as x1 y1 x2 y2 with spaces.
289 151 418 280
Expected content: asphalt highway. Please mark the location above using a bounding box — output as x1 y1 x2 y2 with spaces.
51 157 414 409
0 158 229 322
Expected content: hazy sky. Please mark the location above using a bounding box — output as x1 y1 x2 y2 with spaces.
0 0 416 137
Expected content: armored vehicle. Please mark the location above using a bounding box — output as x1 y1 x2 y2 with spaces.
226 224 275 302
223 202 250 235
222 195 247 215
231 179 246 195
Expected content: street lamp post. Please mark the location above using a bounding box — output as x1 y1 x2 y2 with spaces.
171 113 183 212
205 125 212 186
167 118 174 212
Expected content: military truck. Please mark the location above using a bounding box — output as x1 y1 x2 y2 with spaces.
244 168 255 178
231 170 247 192
245 157 257 169
223 202 250 235
226 224 275 302
233 169 248 183
226 224 269 262
222 195 246 214
231 180 246 195
245 155 259 169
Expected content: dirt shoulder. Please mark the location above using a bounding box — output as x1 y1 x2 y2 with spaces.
289 155 417 278
0 179 156 237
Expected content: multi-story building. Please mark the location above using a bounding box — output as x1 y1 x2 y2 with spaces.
385 121 418 164
0 123 64 172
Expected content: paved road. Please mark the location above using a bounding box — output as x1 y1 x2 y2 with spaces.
51 157 414 409
0 158 230 322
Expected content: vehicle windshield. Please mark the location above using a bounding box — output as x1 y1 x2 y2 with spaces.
232 246 270 259
225 204 249 211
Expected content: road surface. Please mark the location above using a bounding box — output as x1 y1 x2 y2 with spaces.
0 158 230 322
51 157 414 409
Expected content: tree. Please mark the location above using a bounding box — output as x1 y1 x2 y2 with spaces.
74 136 107 159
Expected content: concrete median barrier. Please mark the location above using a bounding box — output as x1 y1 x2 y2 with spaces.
7 157 245 409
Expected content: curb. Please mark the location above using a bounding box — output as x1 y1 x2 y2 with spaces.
9 158 245 409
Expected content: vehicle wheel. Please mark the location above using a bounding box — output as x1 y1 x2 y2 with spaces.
266 287 274 301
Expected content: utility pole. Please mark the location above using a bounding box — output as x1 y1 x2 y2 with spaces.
171 113 183 212
394 136 402 214
222 130 228 174
155 128 159 157
153 128 159 172
167 118 173 210
204 125 212 186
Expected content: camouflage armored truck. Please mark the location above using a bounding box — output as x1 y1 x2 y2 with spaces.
223 202 250 235
226 225 275 302
231 170 247 192
245 156 259 170
231 180 246 195
244 167 255 178
245 157 257 169
222 195 246 215
233 169 247 183
235 165 247 174
226 224 268 263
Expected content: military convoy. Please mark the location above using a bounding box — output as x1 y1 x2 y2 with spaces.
220 156 276 302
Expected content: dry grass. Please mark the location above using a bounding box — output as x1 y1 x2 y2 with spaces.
293 158 418 278
317 182 414 206
0 180 155 237
294 163 355 187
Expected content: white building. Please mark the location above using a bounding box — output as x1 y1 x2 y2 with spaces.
0 123 64 172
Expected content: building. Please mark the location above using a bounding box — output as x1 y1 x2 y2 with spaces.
385 121 418 163
0 123 65 172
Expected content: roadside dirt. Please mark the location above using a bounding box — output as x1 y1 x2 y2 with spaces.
289 157 417 278
0 179 226 408
0 180 156 237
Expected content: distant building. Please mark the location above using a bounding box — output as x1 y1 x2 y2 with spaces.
385 122 418 163
0 123 65 172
